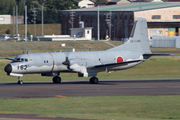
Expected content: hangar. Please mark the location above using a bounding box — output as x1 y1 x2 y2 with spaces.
61 2 180 40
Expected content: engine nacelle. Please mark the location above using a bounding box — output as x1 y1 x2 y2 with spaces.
78 72 97 77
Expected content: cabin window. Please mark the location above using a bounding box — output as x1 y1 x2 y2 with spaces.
44 60 48 63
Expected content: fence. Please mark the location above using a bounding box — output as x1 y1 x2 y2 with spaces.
150 35 178 48
151 39 176 48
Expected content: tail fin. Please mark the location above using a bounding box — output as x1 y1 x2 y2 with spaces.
108 17 151 54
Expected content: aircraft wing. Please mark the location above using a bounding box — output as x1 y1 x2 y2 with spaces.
5 57 15 61
92 59 144 69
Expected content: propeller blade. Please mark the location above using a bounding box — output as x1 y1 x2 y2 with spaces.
62 57 70 69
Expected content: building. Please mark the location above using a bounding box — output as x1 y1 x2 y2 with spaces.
61 2 180 40
61 9 134 40
0 15 24 24
0 15 11 24
134 3 180 37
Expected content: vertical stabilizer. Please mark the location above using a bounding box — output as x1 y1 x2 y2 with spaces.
108 17 151 54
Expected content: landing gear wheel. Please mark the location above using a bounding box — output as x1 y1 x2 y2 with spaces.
17 77 23 85
18 80 23 85
52 76 61 83
90 77 99 84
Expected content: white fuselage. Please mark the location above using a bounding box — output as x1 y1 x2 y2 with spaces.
6 50 144 77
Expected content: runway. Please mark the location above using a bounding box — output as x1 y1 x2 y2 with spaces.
0 78 180 99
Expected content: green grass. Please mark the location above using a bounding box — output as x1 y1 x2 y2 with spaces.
0 41 122 55
0 96 180 120
0 24 61 36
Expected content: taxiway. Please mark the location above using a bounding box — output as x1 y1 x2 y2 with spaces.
0 78 180 99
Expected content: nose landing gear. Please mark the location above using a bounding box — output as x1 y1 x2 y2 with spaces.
18 77 23 85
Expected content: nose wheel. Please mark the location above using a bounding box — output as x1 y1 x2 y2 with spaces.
18 77 23 85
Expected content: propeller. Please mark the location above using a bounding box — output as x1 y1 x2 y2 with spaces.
62 57 70 69
62 52 70 69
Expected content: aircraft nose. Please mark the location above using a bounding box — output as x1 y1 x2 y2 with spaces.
4 64 12 74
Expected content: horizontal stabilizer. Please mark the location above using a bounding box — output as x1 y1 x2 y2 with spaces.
5 57 15 61
143 53 171 56
93 60 144 69
143 53 171 59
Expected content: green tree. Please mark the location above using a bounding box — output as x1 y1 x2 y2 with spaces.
6 29 11 34
15 0 24 15
8 0 16 15
26 0 79 24
0 0 16 15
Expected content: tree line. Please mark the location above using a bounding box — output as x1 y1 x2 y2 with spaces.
0 0 79 24
0 0 109 24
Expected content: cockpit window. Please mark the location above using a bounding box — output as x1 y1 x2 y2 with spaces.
13 58 21 62
21 58 24 62
13 57 28 62
16 58 20 61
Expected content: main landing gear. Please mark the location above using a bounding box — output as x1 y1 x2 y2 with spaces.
89 77 99 84
52 76 99 84
52 76 61 83
17 76 98 84
18 77 23 85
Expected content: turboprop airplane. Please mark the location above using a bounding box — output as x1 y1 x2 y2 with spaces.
4 17 168 84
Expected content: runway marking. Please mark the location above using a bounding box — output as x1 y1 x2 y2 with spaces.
55 95 67 98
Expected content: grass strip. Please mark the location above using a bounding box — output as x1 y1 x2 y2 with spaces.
0 96 180 120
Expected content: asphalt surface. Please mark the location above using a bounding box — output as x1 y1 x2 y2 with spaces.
1 78 180 99
0 78 180 120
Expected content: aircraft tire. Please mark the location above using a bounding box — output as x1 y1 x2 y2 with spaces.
52 76 61 83
90 77 99 84
18 80 23 85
